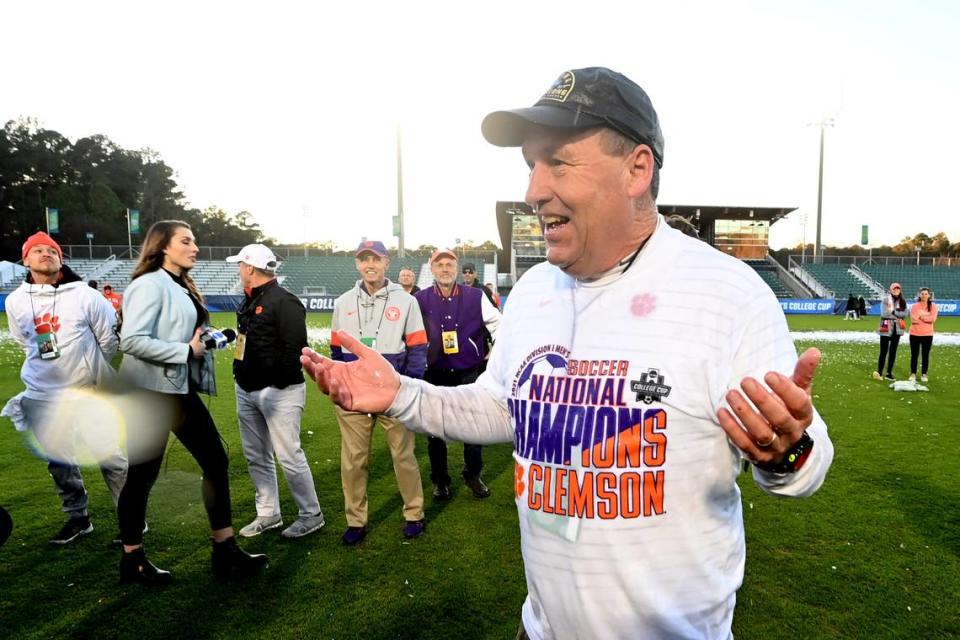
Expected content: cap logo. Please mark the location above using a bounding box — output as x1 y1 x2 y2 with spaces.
541 71 575 103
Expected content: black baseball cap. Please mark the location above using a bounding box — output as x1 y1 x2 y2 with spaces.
462 263 476 273
481 67 664 167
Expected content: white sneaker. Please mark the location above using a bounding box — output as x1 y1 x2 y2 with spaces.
239 515 283 538
908 374 916 382
921 374 928 382
282 513 326 539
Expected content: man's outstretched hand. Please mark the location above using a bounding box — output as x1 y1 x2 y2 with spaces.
300 331 401 414
717 347 821 465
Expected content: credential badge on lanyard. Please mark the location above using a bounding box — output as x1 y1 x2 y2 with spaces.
35 322 61 360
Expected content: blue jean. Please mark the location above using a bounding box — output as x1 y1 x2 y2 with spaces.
236 383 321 518
21 396 127 519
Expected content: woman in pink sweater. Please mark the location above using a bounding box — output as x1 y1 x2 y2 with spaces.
908 287 938 382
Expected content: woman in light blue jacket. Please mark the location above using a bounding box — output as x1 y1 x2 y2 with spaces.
116 220 266 585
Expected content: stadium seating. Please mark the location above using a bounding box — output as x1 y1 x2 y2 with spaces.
276 257 495 297
0 253 570 299
743 259 793 297
190 261 241 294
0 258 135 294
800 264 877 298
860 264 960 299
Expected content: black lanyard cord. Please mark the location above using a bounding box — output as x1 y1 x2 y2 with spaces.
357 287 389 339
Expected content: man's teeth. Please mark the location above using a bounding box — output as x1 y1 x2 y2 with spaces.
542 215 568 226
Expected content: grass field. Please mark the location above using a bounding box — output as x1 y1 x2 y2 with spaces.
0 312 958 639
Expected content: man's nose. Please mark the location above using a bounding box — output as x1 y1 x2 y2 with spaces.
525 162 551 211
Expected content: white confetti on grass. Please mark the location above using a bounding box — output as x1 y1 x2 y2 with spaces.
791 331 960 346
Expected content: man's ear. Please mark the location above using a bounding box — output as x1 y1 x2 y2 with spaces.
624 144 655 200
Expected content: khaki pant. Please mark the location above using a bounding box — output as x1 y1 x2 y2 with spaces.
335 407 424 527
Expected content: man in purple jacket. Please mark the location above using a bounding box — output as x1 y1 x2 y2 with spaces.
415 249 502 500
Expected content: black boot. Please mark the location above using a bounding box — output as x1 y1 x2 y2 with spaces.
120 547 172 586
211 536 268 579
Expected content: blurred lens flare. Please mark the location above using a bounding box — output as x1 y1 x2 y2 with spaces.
26 388 177 466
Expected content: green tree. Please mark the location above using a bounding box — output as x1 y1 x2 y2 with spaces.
1 118 266 259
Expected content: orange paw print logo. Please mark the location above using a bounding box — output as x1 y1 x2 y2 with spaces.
34 313 61 333
514 462 526 498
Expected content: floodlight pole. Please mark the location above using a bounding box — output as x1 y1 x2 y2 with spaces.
800 212 807 264
811 116 837 264
396 126 406 259
814 122 826 263
126 208 133 258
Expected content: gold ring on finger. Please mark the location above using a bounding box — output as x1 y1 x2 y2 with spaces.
757 433 779 448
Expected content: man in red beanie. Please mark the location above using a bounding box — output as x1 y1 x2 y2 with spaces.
20 231 62 263
2 232 127 544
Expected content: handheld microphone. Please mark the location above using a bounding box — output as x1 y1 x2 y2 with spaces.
202 328 237 350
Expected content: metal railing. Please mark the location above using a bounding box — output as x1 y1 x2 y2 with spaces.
789 254 959 267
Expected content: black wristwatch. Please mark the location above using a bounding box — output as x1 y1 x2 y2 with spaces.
754 432 814 474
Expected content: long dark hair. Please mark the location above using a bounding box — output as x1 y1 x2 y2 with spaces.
889 286 906 311
131 220 204 304
916 287 933 311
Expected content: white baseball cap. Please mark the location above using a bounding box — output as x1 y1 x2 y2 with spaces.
226 244 280 271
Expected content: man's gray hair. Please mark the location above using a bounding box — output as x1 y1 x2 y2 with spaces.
598 128 660 203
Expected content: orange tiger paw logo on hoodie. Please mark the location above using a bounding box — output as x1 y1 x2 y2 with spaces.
34 313 61 334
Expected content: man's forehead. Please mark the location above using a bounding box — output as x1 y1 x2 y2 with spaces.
521 126 603 158
433 258 456 267
29 244 58 252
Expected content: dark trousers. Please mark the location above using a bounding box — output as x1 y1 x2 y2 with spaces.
877 333 901 375
909 334 933 374
117 389 232 545
424 365 484 486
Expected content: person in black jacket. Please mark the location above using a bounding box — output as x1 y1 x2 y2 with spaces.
461 262 497 308
226 244 325 539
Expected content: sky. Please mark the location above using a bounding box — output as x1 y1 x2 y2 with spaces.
3 0 959 252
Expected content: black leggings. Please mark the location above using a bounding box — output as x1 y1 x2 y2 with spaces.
909 335 933 375
877 334 901 375
117 389 232 545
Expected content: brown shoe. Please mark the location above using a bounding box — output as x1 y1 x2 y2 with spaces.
464 476 491 499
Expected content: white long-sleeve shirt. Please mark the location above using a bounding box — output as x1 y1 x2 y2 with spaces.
389 216 833 640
